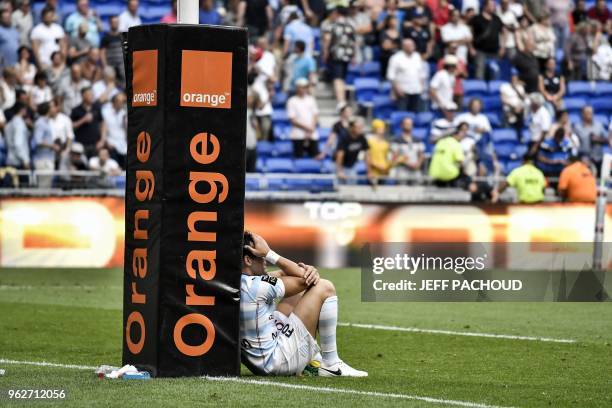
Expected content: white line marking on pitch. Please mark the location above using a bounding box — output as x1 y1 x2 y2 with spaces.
338 322 576 344
0 359 96 370
0 359 513 408
204 376 514 408
0 285 120 291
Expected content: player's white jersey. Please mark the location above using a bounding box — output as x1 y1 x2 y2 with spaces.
239 273 286 374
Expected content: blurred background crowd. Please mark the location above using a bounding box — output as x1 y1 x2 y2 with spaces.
0 0 610 203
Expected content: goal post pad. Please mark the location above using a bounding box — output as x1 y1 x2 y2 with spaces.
122 24 247 377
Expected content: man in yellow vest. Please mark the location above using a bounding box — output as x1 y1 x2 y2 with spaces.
428 122 467 187
497 153 547 203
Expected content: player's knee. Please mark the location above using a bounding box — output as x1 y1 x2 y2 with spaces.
318 279 336 297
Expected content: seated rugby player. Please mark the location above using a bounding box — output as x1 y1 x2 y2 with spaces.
240 231 367 377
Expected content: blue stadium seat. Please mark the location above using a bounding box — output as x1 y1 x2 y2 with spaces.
285 178 313 191
412 127 428 141
379 81 392 95
256 141 274 157
485 112 501 128
272 92 288 109
354 161 368 175
141 5 170 20
568 81 594 97
463 80 488 96
95 4 123 18
265 158 294 173
266 177 284 190
480 95 502 112
596 82 612 97
318 127 331 141
273 125 290 140
355 78 381 104
312 178 335 192
495 142 527 160
60 2 77 17
492 129 518 143
321 160 335 174
113 176 126 189
390 111 416 134
372 95 394 120
294 158 323 173
272 141 293 157
502 159 522 174
488 80 505 95
256 158 265 172
246 177 260 190
271 110 290 127
361 61 381 77
563 97 587 113
595 114 610 128
591 97 612 114
415 111 435 127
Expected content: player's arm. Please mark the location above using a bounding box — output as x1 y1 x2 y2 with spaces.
245 232 319 285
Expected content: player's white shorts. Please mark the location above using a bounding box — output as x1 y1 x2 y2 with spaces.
269 311 320 376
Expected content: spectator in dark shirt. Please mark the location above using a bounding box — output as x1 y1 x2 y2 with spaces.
322 5 357 108
317 103 352 160
469 0 506 79
100 15 124 86
402 10 434 59
71 86 102 158
537 127 572 178
538 57 565 114
572 0 589 25
238 0 272 40
335 116 371 184
587 0 611 26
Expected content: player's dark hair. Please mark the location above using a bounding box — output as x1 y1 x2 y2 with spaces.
243 231 255 258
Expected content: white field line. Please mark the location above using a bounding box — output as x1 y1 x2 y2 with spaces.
0 359 514 408
0 285 121 291
338 322 576 344
0 359 96 370
204 376 514 408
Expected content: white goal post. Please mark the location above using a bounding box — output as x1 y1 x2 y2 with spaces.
593 153 612 271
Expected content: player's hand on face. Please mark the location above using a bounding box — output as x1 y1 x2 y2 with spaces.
299 262 320 286
244 232 271 258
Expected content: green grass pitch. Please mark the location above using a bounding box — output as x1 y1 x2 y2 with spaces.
0 267 611 407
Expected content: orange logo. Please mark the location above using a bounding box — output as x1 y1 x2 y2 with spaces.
180 50 232 109
132 50 158 107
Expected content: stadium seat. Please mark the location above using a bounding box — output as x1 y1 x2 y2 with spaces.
256 158 265 172
113 176 126 189
480 95 502 112
502 159 522 174
595 114 610 128
596 82 612 97
488 80 505 95
567 81 594 98
563 97 587 113
272 141 293 157
412 127 428 141
266 176 284 190
271 110 290 127
141 5 170 20
590 97 612 115
318 127 331 141
355 78 381 104
294 158 323 173
361 61 381 78
256 141 274 158
321 160 335 174
265 158 294 173
463 80 488 96
379 81 392 95
485 112 501 128
492 129 518 143
272 92 288 109
94 3 123 18
372 95 394 120
495 142 527 160
285 178 314 191
390 111 416 134
311 178 335 192
354 161 368 175
415 111 435 127
246 177 260 191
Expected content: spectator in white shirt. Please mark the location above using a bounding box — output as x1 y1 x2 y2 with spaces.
287 77 319 158
528 92 552 153
386 38 426 112
454 98 492 141
12 0 33 47
430 104 458 142
251 76 274 141
29 71 53 108
430 54 457 111
440 9 472 62
89 147 121 176
92 66 119 106
254 36 277 82
500 69 528 141
119 0 142 33
0 67 17 110
49 97 74 160
30 7 66 69
101 92 127 167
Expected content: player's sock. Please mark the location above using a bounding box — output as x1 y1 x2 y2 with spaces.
318 295 340 365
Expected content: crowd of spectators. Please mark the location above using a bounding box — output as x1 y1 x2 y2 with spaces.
0 0 608 204
244 0 611 203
